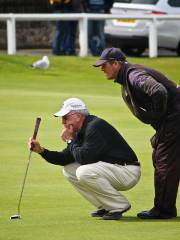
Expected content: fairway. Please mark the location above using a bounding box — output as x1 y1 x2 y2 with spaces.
0 55 179 240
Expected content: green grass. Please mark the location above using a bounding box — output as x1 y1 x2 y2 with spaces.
0 55 180 240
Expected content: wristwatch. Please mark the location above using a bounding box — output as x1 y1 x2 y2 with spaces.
66 139 72 144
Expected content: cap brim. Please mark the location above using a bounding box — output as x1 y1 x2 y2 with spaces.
93 59 108 67
53 108 70 117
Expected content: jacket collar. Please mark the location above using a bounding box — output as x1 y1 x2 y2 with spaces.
77 115 94 138
115 61 129 85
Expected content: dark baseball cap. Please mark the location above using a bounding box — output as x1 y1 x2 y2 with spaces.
93 47 126 67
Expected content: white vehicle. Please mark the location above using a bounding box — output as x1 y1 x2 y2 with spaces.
105 0 180 56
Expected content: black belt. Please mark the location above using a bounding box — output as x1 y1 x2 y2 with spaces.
123 162 140 166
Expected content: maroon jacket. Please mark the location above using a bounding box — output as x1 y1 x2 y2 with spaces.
115 62 180 130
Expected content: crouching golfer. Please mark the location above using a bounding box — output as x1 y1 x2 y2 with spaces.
28 98 141 220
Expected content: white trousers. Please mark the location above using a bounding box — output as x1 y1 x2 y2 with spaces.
63 161 141 212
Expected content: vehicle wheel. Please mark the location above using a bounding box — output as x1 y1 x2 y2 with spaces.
122 47 146 56
177 42 180 56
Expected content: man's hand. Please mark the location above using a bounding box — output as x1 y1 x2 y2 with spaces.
61 125 74 142
28 137 44 153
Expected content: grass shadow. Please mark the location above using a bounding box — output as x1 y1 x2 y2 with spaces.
122 216 180 222
97 216 180 222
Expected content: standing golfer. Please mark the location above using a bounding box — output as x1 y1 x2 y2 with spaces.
93 47 180 219
28 97 141 220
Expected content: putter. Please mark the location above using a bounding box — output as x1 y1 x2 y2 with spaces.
10 117 41 220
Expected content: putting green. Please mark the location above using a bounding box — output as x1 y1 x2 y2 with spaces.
0 55 179 240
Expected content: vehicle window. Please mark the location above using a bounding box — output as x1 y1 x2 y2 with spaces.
168 0 180 7
115 0 158 4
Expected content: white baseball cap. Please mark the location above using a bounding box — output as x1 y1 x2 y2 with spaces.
54 98 87 117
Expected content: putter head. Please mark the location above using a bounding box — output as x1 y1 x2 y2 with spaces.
10 214 21 220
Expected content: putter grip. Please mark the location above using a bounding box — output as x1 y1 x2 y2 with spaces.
32 117 41 140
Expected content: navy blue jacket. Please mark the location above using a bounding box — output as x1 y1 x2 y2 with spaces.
40 115 139 166
83 0 114 13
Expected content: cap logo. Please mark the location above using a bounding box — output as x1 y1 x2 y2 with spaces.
71 104 83 108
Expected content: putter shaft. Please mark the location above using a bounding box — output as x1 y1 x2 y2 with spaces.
17 150 32 216
10 151 32 220
10 117 41 220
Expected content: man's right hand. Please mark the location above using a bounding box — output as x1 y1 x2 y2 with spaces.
61 125 74 142
28 137 44 154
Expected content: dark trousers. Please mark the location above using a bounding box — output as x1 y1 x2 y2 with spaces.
52 20 77 55
152 114 180 217
88 20 105 56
